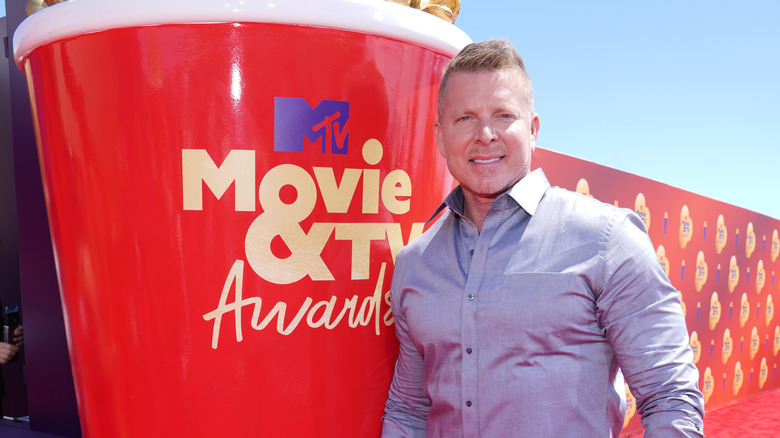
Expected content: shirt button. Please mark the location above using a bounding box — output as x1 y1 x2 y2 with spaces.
467 294 474 301
466 401 472 407
469 249 474 255
466 348 472 354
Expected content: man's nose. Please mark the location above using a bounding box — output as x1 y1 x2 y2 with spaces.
476 120 498 145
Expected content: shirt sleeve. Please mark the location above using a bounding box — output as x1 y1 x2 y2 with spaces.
381 255 430 438
597 212 705 437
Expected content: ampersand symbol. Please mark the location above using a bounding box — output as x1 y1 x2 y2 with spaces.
245 164 335 285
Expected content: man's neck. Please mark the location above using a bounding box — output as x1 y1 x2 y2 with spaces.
462 194 497 233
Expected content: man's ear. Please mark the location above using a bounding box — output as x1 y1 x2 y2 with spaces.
434 120 446 157
530 113 540 151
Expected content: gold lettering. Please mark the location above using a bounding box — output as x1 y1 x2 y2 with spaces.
335 223 388 280
384 290 394 326
381 169 412 214
346 262 386 335
245 218 335 284
203 261 393 348
202 260 260 349
246 164 335 284
385 222 425 264
313 167 362 213
306 295 338 328
251 298 312 335
362 169 380 214
182 149 255 211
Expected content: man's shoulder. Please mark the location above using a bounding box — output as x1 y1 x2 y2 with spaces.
539 186 638 232
544 186 625 214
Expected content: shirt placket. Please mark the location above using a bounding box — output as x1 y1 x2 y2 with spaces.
459 218 496 438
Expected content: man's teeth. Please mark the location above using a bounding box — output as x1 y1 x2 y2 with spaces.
473 158 500 164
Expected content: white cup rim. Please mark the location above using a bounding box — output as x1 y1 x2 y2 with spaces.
14 0 472 69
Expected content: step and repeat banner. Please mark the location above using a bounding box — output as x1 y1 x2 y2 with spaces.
532 147 780 436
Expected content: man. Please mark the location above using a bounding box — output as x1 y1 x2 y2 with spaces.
0 324 23 417
381 39 704 437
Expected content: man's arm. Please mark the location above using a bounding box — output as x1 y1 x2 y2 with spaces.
598 212 704 437
381 277 430 437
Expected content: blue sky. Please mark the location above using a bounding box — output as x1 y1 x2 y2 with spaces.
5 1 779 219
455 1 780 219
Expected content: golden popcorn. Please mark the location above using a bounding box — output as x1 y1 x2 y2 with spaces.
695 251 708 292
431 0 460 17
759 357 768 389
709 291 721 330
774 326 780 356
26 0 47 15
26 0 69 15
679 205 693 249
772 229 779 263
634 193 651 230
739 293 750 328
689 331 702 364
386 0 462 24
423 4 454 22
656 245 670 278
677 290 686 318
728 256 740 293
768 295 775 327
715 214 728 254
745 222 756 259
750 326 760 359
732 362 743 396
426 0 460 22
702 367 714 403
721 328 733 365
756 260 766 294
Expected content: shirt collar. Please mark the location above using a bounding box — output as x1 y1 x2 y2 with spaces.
426 168 551 223
505 168 550 216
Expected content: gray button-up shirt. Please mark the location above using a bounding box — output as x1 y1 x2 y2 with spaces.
382 169 704 437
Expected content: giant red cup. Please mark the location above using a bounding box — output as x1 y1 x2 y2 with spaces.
14 1 469 436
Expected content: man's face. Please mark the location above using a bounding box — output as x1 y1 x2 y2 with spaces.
435 69 539 205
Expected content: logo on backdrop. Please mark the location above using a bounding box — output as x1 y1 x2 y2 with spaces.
679 205 693 249
273 97 350 154
746 222 756 259
182 98 424 349
716 214 728 254
634 193 650 230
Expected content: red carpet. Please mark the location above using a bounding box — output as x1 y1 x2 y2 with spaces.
628 389 780 437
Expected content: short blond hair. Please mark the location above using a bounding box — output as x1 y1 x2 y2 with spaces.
438 38 534 118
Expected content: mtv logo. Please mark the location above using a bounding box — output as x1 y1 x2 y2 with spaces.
274 97 349 154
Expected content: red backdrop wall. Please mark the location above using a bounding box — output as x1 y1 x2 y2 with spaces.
532 147 780 436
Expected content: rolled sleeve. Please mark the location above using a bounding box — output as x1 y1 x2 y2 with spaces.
597 212 705 437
